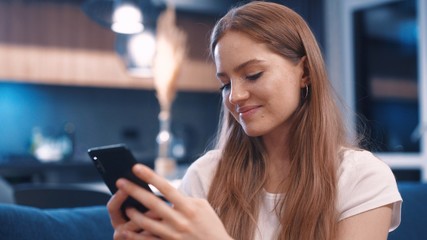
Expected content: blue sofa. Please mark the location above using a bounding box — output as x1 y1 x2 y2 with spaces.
0 183 425 239
0 204 114 240
388 183 427 240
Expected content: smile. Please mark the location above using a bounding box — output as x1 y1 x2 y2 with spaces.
236 105 260 118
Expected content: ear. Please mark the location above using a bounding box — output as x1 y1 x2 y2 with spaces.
298 56 309 88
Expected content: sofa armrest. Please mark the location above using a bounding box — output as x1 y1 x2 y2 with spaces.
388 183 427 240
0 204 114 240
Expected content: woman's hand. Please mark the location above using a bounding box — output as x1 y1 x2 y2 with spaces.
107 164 233 240
108 189 150 238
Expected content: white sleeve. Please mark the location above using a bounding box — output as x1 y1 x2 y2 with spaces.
337 150 402 231
178 150 221 199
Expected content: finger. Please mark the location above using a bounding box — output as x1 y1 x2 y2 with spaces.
126 208 178 240
117 178 182 222
116 219 160 240
119 219 143 233
114 218 145 239
145 210 161 220
132 164 187 208
108 189 129 227
117 229 160 240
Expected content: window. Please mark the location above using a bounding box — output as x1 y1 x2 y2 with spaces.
326 0 427 181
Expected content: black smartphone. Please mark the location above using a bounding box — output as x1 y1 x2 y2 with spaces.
88 144 152 218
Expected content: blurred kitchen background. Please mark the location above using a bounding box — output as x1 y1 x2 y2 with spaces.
0 0 425 186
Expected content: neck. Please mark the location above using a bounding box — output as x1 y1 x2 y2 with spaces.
262 131 291 193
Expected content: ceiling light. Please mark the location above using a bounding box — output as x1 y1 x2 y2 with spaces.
82 0 146 35
111 2 144 34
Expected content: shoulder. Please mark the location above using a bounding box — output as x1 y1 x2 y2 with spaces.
338 148 393 183
178 150 222 198
337 148 402 229
187 149 222 173
337 148 401 192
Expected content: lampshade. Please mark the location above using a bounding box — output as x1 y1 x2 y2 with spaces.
82 0 150 34
111 1 144 34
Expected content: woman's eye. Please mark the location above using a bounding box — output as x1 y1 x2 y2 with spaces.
219 83 230 92
246 72 263 81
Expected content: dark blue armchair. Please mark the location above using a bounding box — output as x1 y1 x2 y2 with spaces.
0 182 425 240
0 204 114 240
388 183 427 240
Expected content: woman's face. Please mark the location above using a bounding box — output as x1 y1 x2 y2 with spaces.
214 31 307 137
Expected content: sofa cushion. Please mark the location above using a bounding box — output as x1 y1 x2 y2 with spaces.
0 204 114 240
388 183 427 240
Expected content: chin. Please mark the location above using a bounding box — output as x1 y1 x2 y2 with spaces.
242 128 264 137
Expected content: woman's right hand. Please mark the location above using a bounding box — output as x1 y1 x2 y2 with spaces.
107 189 143 238
108 188 165 239
107 164 233 240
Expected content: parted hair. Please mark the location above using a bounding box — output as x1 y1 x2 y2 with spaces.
207 2 350 240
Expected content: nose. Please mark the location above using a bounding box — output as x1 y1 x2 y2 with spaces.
228 80 249 105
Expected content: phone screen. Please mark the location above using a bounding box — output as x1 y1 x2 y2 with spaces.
88 144 152 216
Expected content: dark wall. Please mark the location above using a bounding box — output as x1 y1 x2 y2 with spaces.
263 0 325 49
0 82 221 164
0 0 325 167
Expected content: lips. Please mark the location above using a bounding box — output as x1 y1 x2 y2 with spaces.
236 105 260 118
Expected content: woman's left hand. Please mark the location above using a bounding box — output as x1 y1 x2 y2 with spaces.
111 164 232 240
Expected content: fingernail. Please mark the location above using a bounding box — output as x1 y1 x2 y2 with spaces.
116 178 126 187
133 164 144 172
125 207 135 216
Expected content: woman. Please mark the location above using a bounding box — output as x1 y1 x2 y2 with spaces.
108 2 402 239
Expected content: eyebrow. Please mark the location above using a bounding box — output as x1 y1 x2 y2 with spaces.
216 59 265 78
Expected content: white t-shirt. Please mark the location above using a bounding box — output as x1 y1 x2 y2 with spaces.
179 149 402 240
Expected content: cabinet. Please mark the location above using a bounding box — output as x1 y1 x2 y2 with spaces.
0 1 219 91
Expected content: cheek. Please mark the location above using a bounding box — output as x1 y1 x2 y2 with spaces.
268 84 301 112
282 89 301 107
278 79 301 102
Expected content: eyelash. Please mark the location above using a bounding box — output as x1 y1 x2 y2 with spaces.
246 72 263 81
219 72 263 92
